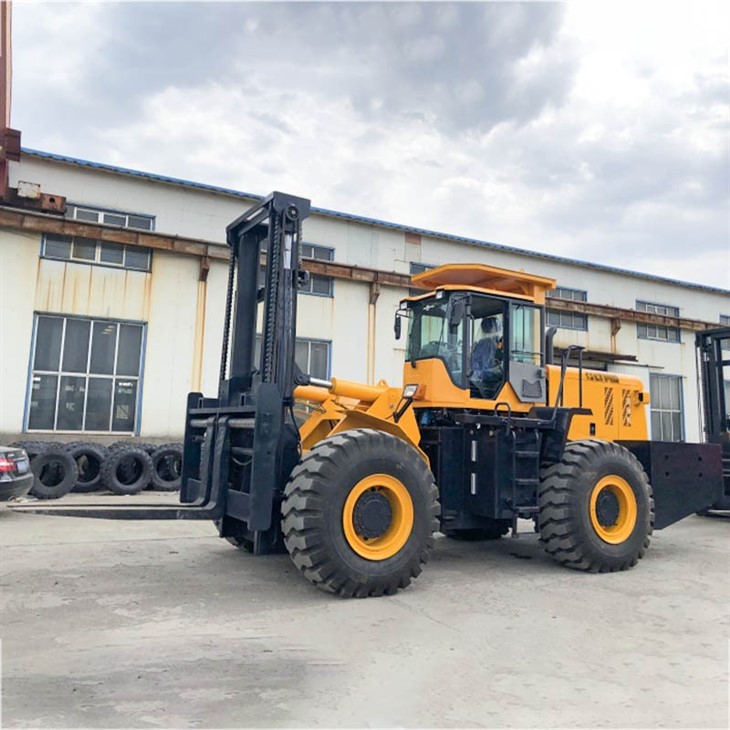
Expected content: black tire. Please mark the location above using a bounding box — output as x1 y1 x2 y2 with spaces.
101 445 154 495
109 440 157 455
444 522 510 541
281 429 439 597
150 443 183 491
9 441 54 459
29 448 79 500
65 442 108 493
538 439 654 572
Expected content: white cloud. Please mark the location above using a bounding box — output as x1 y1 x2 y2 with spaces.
10 1 730 289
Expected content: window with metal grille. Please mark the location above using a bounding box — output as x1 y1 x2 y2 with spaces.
409 262 434 296
254 336 331 380
649 373 684 441
257 242 334 296
42 233 152 272
720 315 730 350
26 314 145 433
66 204 155 231
636 300 680 342
547 286 588 331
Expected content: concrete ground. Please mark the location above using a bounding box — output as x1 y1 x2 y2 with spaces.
1 497 728 729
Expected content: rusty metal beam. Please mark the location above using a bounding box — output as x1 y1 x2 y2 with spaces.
0 205 230 261
0 204 720 333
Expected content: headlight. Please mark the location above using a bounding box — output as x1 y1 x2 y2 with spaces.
402 384 419 399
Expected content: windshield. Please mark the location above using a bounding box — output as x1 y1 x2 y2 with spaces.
406 296 465 385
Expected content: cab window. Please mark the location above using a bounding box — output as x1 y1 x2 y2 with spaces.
510 303 542 365
406 297 465 386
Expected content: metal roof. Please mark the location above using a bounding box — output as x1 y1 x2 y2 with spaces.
21 147 729 295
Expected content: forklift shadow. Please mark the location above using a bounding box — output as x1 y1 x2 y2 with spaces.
430 531 557 572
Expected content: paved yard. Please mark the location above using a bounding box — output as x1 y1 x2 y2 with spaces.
1 500 728 728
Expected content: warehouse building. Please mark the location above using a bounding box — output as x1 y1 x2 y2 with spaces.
0 149 728 443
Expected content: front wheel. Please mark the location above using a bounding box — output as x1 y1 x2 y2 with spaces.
538 440 654 572
281 429 439 597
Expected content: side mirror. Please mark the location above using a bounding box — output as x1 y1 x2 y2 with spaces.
394 313 402 340
448 299 465 332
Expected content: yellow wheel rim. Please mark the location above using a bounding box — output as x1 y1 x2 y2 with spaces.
342 474 414 561
589 475 638 544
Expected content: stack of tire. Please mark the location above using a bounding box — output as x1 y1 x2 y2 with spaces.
101 441 183 495
7 440 183 500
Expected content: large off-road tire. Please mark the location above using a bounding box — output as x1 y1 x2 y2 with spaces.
444 521 510 541
149 443 183 491
65 442 107 493
9 441 55 459
281 429 439 598
109 440 157 455
538 439 654 572
29 447 79 500
100 445 154 495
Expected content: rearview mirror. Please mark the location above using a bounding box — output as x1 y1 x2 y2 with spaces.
394 312 402 340
448 299 465 332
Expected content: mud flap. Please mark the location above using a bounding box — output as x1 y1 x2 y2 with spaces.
619 441 723 529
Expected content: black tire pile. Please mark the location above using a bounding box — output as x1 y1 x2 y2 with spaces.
7 440 183 500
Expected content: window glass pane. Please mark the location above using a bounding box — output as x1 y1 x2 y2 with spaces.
90 322 118 374
650 411 661 439
28 374 58 430
100 242 125 265
125 248 151 270
44 234 72 259
72 238 97 260
313 246 333 261
127 215 153 230
310 342 329 379
117 325 143 376
75 209 99 223
661 412 672 441
295 341 309 373
311 274 331 295
103 213 126 226
509 304 541 365
671 413 682 442
34 316 63 371
547 311 559 327
668 378 680 410
86 378 112 431
112 379 137 431
62 319 90 372
301 244 313 258
56 376 86 431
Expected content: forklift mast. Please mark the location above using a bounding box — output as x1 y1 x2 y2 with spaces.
696 327 730 509
179 193 312 550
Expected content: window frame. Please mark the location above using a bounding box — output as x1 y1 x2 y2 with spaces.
254 334 332 380
649 372 685 442
299 243 335 297
66 203 156 232
24 313 146 435
41 233 152 272
636 300 681 343
546 286 588 331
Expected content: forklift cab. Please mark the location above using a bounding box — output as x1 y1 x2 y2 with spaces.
397 264 555 411
402 289 545 407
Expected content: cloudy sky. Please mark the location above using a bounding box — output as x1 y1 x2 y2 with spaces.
11 1 730 288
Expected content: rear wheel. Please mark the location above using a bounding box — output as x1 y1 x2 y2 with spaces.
538 439 654 572
281 429 439 597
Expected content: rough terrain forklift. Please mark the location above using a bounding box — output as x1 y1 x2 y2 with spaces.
179 192 723 597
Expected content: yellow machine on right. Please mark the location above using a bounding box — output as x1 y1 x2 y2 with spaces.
182 194 723 596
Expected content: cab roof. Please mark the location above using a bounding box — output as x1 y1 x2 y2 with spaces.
410 263 556 304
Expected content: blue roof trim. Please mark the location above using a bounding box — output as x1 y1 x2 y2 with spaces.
22 147 729 295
